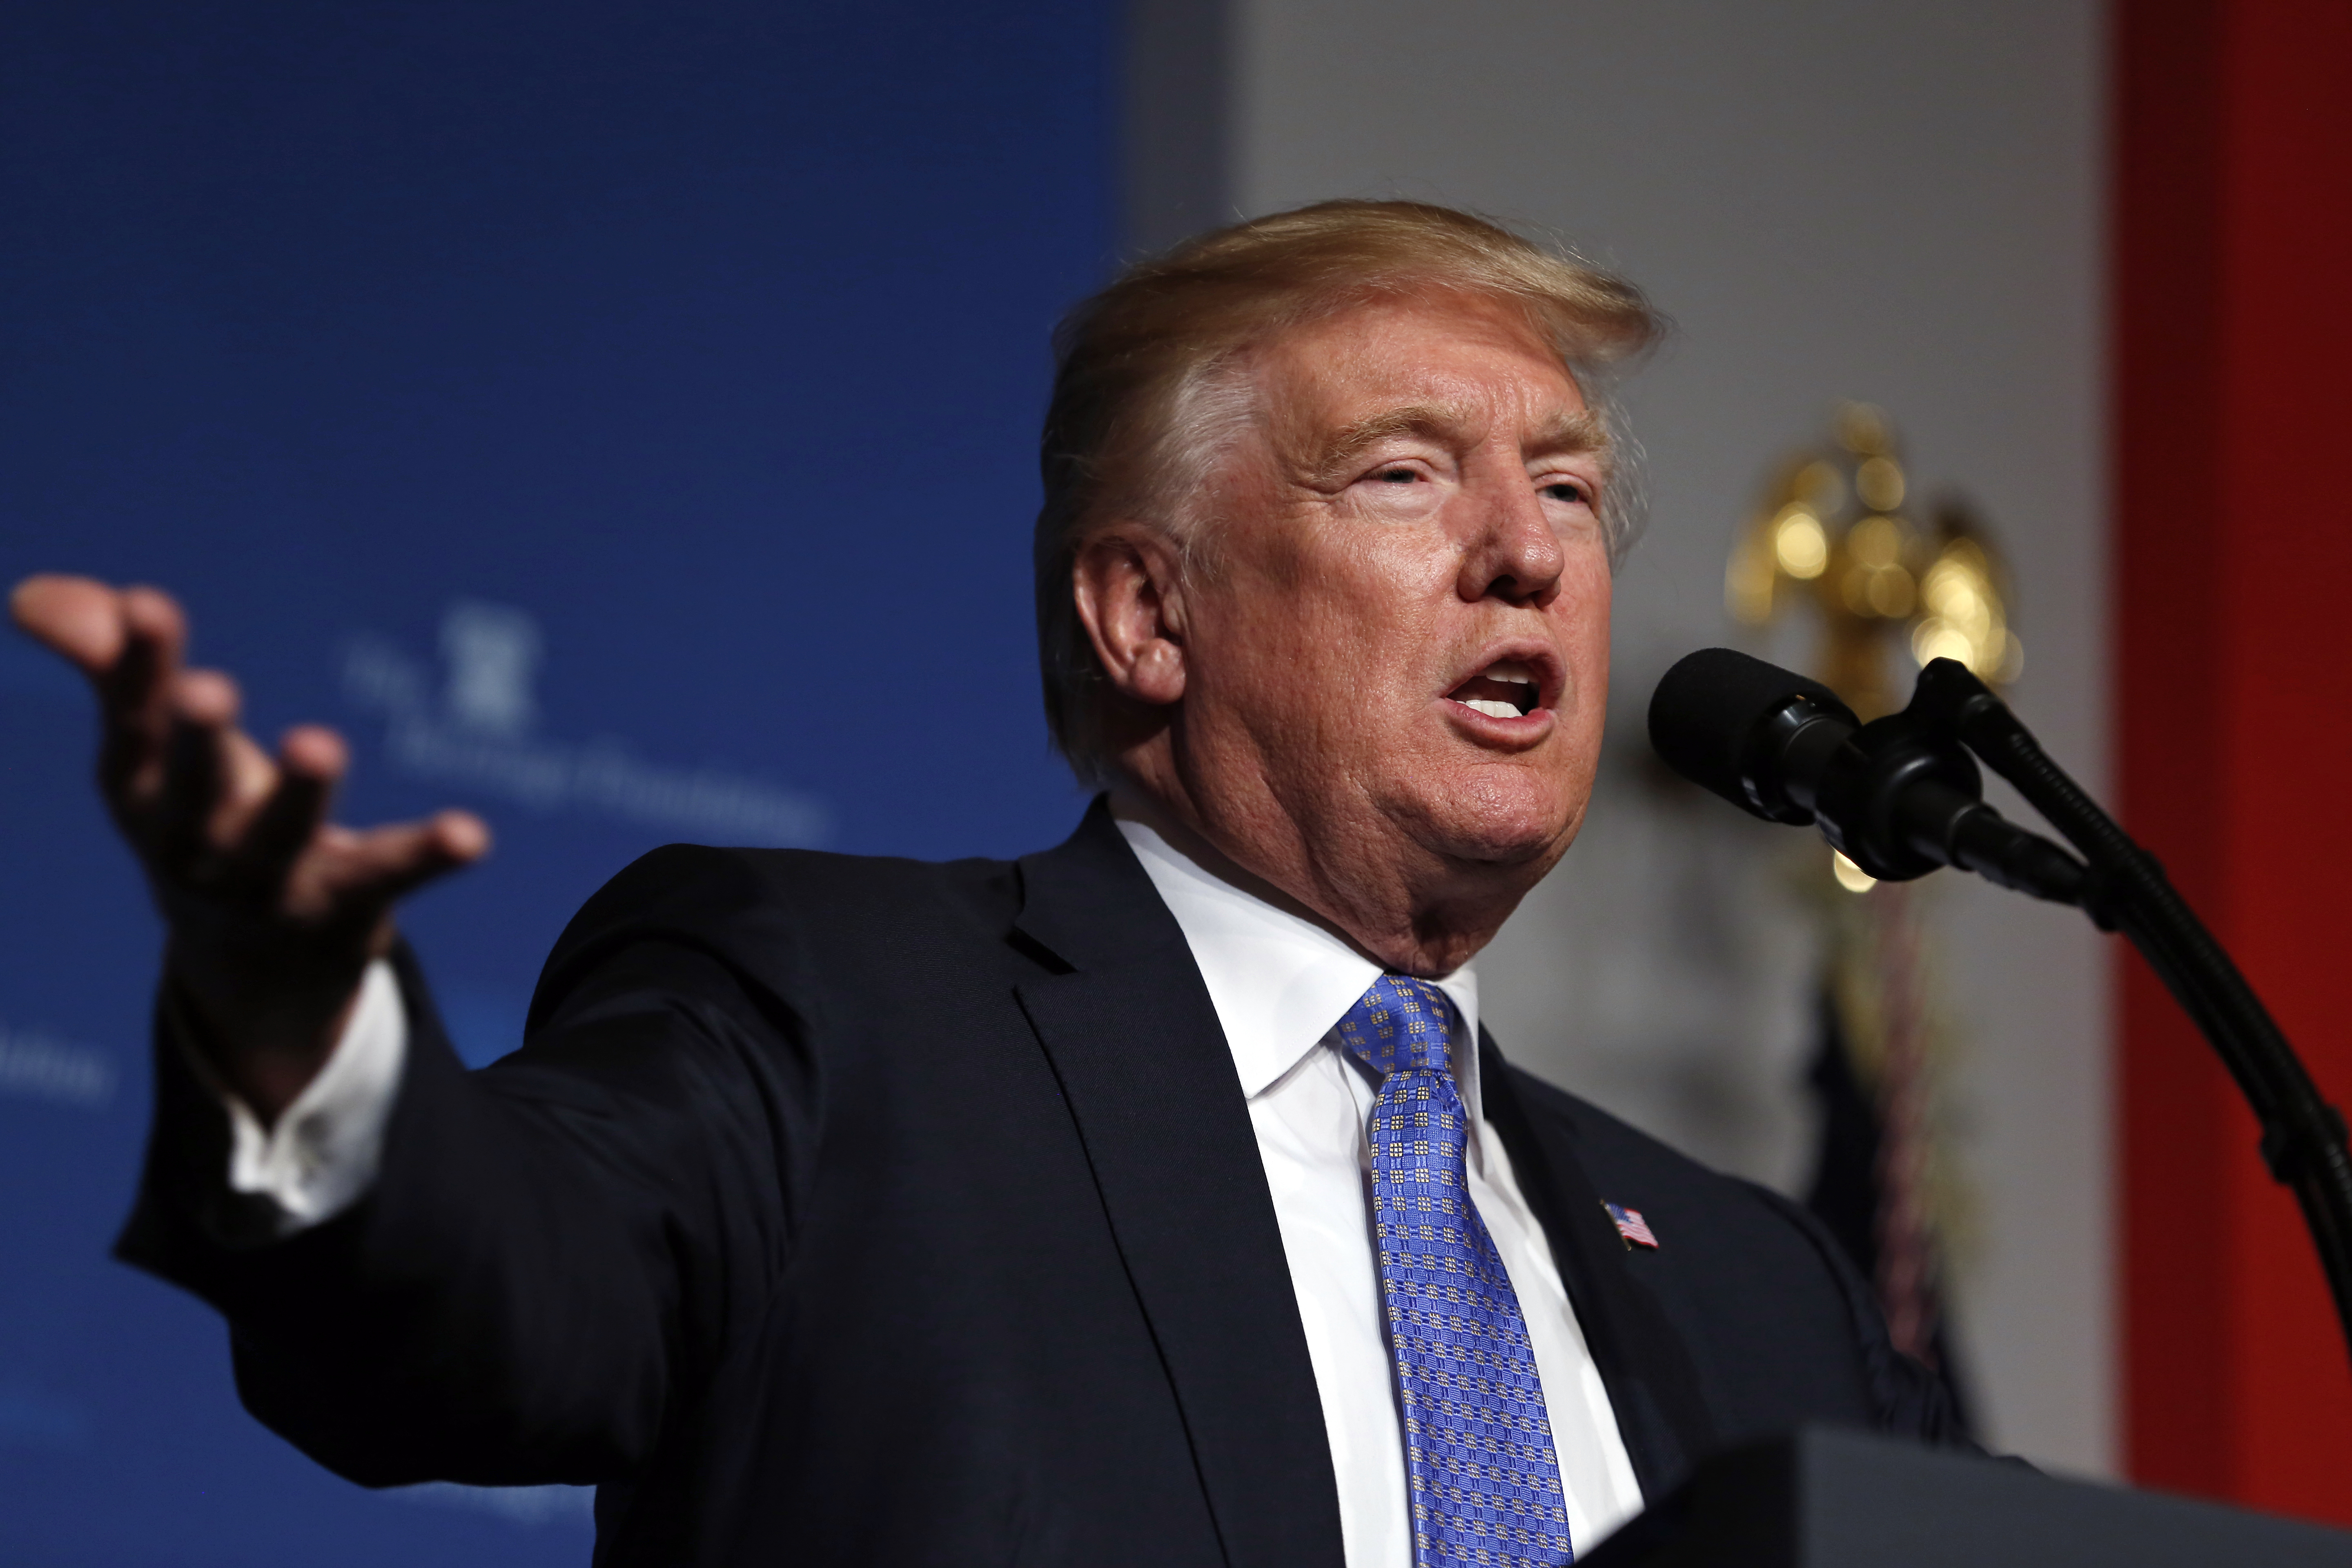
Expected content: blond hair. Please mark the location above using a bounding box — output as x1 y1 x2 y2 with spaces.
1033 199 1663 781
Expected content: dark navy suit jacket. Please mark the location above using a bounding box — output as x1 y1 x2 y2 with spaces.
120 799 1959 1566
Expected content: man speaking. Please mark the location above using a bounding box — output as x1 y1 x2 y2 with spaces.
13 201 1957 1567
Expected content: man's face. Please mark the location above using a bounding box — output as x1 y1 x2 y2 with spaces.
1170 292 1613 904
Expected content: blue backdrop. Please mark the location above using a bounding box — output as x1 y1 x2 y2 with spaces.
0 2 1113 1560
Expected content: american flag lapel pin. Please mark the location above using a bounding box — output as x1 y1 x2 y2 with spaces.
1604 1201 1659 1250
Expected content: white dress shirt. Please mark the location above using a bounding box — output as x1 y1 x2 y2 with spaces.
214 824 1642 1559
207 956 408 1237
1114 817 1642 1562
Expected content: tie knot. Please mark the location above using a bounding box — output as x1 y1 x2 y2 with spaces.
1334 975 1459 1077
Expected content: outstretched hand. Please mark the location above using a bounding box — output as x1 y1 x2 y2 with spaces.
9 575 488 1120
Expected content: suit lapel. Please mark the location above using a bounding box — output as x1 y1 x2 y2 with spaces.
1012 802 1345 1568
1479 1029 1720 1498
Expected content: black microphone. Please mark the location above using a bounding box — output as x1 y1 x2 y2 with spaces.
1648 648 2091 906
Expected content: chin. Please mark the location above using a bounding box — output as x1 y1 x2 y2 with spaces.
1392 766 1583 871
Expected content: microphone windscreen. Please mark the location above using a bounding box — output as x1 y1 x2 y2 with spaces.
1647 648 1850 817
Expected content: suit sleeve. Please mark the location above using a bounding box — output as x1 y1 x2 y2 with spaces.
114 844 813 1489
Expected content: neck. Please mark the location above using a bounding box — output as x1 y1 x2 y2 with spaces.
1108 764 1532 978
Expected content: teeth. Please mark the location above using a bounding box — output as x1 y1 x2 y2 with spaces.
1485 662 1535 686
1461 698 1520 719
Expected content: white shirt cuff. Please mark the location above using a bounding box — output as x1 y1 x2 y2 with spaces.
209 958 409 1236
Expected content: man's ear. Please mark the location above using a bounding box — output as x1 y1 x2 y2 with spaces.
1072 523 1188 706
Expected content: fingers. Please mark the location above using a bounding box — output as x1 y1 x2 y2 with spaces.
227 726 347 884
13 579 198 812
19 577 287 875
16 574 492 933
11 577 187 799
154 667 246 866
98 586 187 724
98 587 191 796
317 808 491 921
370 811 493 903
9 574 133 670
295 810 491 923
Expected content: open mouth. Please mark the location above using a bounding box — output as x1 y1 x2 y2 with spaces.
1445 659 1544 719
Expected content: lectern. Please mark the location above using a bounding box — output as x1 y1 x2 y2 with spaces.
1581 1426 2352 1567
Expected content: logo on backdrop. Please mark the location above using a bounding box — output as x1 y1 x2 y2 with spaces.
343 601 830 846
0 1021 118 1111
396 1481 595 1530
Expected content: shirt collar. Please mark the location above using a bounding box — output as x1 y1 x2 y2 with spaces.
1112 814 1483 1114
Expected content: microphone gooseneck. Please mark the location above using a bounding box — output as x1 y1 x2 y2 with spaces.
1647 646 2352 1371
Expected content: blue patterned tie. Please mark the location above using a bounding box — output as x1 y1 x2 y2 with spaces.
1336 976 1573 1567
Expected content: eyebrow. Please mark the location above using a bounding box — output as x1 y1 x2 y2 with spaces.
1307 402 1612 481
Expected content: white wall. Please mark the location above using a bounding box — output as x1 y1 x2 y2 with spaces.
1188 0 2111 1474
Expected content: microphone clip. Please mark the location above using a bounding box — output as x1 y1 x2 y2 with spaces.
1811 708 1989 884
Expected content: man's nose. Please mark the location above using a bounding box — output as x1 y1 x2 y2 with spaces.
1456 470 1566 608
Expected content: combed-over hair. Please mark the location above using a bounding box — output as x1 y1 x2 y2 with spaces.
1033 198 1663 782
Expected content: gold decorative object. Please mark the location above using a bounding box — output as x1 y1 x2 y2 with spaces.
1728 402 2006 1375
1728 401 2022 722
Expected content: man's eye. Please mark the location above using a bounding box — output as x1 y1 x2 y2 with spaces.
1543 481 1590 505
1374 467 1420 484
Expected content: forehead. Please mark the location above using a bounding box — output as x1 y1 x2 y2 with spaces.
1254 292 1589 436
